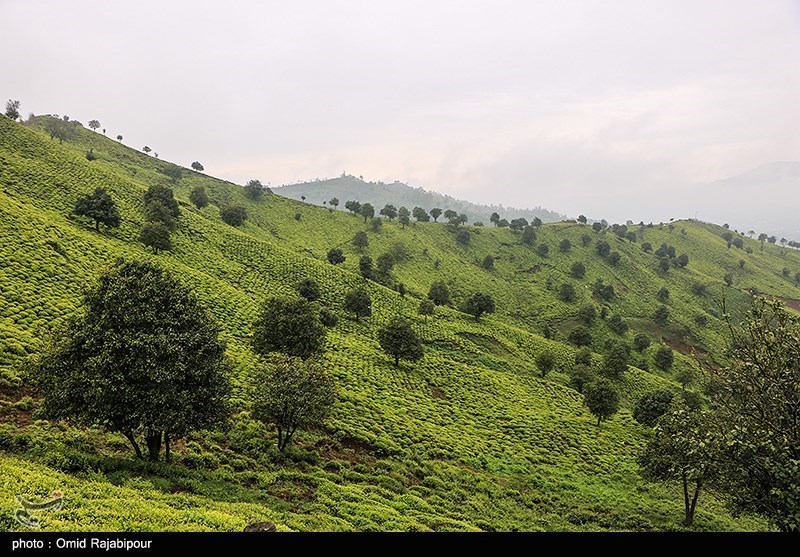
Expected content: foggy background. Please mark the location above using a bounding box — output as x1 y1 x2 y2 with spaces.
3 1 799 235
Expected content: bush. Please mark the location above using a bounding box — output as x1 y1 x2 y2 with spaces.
571 262 586 279
418 299 435 317
653 345 674 371
656 287 670 302
633 389 674 427
592 279 615 302
456 230 471 245
461 292 496 320
559 283 577 303
580 234 592 247
596 240 611 257
607 314 628 335
481 255 495 270
428 281 451 306
608 252 621 265
575 346 593 367
654 305 670 325
576 304 596 325
296 278 321 302
344 287 371 321
319 307 338 328
189 186 210 209
559 238 572 253
568 326 593 347
327 248 345 265
602 341 630 379
220 205 247 226
633 333 651 352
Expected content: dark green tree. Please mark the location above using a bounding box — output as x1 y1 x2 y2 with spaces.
656 287 670 302
296 278 321 302
607 314 629 335
654 305 670 325
461 292 495 320
377 317 424 366
536 351 556 377
352 231 369 250
559 238 572 253
639 403 717 526
251 355 336 451
456 230 471 245
345 200 361 215
327 248 345 265
633 389 674 427
418 298 435 317
380 204 397 220
602 341 630 379
536 243 550 257
360 203 375 223
654 345 674 371
244 179 265 200
576 304 596 325
570 365 594 393
581 234 592 246
428 281 451 306
481 255 495 270
139 222 172 254
412 206 430 222
4 99 21 120
490 212 500 226
575 346 593 366
571 261 586 279
191 161 204 172
144 184 180 223
608 251 621 265
31 260 230 461
359 255 374 279
633 333 651 352
398 206 410 228
559 282 577 303
73 188 121 232
160 165 182 183
595 240 611 257
521 226 537 245
376 253 395 275
676 253 690 267
584 380 620 426
189 186 210 209
220 205 247 226
430 207 442 222
329 197 339 210
577 214 587 224
343 287 372 321
252 297 327 359
568 326 593 347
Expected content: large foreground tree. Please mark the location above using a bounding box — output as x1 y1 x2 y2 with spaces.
30 260 231 461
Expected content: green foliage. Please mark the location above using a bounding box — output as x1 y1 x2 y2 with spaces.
252 297 327 360
559 238 572 253
139 222 172 254
359 255 373 279
376 253 395 275
584 380 620 426
418 298 435 317
73 188 121 232
296 278 321 302
343 287 371 321
656 287 670 303
639 403 717 526
427 281 451 306
596 240 611 258
481 255 495 270
575 346 593 367
5 99 21 120
642 242 653 252
456 230 471 245
244 179 265 200
580 234 592 247
377 317 424 366
352 231 369 250
607 314 629 335
189 186 210 209
461 292 495 320
412 206 429 222
592 279 615 302
326 248 345 265
144 184 180 225
569 365 595 394
536 243 550 257
380 204 397 220
191 161 204 172
521 226 537 245
653 346 674 371
252 356 337 451
602 341 630 379
633 390 674 427
633 333 651 352
571 261 586 279
654 305 670 326
535 351 556 377
30 259 231 460
568 326 593 347
559 282 577 303
608 251 621 265
576 304 596 325
220 205 247 226
160 165 183 184
360 203 375 223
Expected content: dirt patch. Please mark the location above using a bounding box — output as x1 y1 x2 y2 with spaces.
516 264 541 274
268 479 315 503
663 336 707 358
0 386 35 427
430 386 445 399
777 296 800 314
315 434 378 464
456 331 517 359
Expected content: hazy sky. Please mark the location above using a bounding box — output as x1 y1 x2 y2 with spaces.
3 1 800 222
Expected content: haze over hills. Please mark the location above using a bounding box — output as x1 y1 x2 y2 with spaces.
3 114 800 531
274 176 567 225
667 161 800 242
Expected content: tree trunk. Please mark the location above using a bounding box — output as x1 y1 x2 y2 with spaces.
145 430 162 461
395 355 400 366
685 478 702 527
164 433 171 463
122 430 143 459
597 416 601 426
277 426 285 452
682 473 691 526
94 220 100 232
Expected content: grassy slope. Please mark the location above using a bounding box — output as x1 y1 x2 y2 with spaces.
2 115 797 531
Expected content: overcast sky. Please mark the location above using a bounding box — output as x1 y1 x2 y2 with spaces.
3 1 799 222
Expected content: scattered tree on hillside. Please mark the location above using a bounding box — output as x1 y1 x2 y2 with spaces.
116 135 123 142
352 231 369 250
359 255 374 278
639 403 717 526
521 226 537 245
602 341 630 379
509 217 528 232
430 207 442 222
418 298 435 317
607 314 629 335
143 146 151 155
73 188 121 232
378 317 424 366
532 217 543 228
326 248 345 265
220 205 247 226
559 282 577 303
568 326 593 347
559 238 572 253
608 251 621 265
252 297 326 359
570 365 595 393
577 215 587 224
536 243 550 257
329 197 339 210
191 161 204 172
536 351 556 377
345 200 361 215
490 212 500 226
585 380 620 426
497 218 509 228
595 240 611 257
580 234 592 247
88 119 100 131
398 206 411 228
189 186 210 209
412 206 430 222
571 261 586 279
481 255 495 270
139 222 172 254
592 278 615 302
251 356 336 451
443 209 458 223
633 333 651 352
656 287 670 302
461 292 495 320
160 165 182 184
428 281 451 306
360 203 375 223
456 230 471 245
296 278 321 302
4 99 21 120
31 260 231 461
144 184 180 223
343 287 372 321
244 179 265 200
633 390 674 427
654 305 670 325
376 253 395 275
370 217 383 231
676 253 690 268
379 204 397 220
654 345 674 371
576 304 596 325
723 272 734 287
575 346 593 366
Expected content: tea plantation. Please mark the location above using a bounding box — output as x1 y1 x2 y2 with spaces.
1 114 797 531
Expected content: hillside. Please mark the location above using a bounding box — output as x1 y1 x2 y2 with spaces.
274 176 566 225
3 114 800 531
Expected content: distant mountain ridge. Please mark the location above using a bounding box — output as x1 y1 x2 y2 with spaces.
274 175 566 224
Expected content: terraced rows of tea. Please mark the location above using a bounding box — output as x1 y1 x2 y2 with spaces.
1 115 796 530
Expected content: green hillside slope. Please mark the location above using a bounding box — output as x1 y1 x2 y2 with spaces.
274 175 565 225
2 115 797 531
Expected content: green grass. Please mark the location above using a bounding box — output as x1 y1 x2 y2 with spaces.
1 115 797 531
